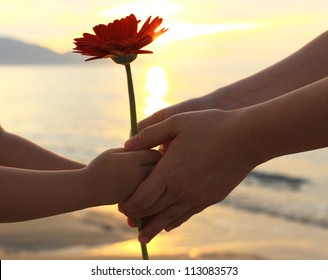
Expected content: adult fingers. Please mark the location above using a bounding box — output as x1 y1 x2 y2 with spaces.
138 108 166 131
137 202 192 244
121 159 184 217
122 205 206 239
120 163 168 214
131 149 161 165
125 118 177 151
121 205 206 234
125 215 154 228
138 98 202 131
165 205 206 232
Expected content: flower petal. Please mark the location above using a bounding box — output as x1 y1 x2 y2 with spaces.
73 14 166 62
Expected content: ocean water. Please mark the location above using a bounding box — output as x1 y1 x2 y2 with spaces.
0 65 327 259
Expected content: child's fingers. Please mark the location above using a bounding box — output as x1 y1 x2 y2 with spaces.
107 147 126 153
99 148 160 165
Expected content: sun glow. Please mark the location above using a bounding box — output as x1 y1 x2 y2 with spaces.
101 1 258 45
101 1 181 21
144 66 170 117
157 21 258 44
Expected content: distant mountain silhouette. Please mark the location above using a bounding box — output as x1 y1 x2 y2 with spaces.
0 37 83 64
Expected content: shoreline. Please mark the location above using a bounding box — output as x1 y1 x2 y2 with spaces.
1 204 327 260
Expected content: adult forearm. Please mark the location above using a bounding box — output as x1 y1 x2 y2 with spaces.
0 166 92 222
204 30 328 110
240 76 328 164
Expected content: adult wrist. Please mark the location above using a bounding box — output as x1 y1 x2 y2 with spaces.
236 104 280 167
203 85 249 111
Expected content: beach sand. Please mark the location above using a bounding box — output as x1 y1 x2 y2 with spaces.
1 203 327 260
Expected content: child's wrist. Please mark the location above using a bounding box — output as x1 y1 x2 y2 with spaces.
78 167 100 208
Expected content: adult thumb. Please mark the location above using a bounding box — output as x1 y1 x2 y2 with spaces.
124 119 176 151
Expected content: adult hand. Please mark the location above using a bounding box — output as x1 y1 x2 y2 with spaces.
121 109 259 244
138 97 208 131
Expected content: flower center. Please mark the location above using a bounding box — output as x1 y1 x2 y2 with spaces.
111 54 138 65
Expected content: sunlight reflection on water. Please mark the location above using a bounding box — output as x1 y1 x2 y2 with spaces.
144 66 170 117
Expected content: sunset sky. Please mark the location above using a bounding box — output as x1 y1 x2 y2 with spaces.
0 0 327 53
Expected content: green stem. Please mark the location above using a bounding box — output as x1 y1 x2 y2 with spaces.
124 63 149 260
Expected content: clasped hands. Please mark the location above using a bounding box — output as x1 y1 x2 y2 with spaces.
119 30 328 244
119 108 259 244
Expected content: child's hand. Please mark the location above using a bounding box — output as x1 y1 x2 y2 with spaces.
84 148 160 206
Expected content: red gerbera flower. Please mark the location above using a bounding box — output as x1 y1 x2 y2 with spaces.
73 14 167 64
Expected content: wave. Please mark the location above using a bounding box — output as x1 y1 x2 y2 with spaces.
244 171 308 190
222 171 328 228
